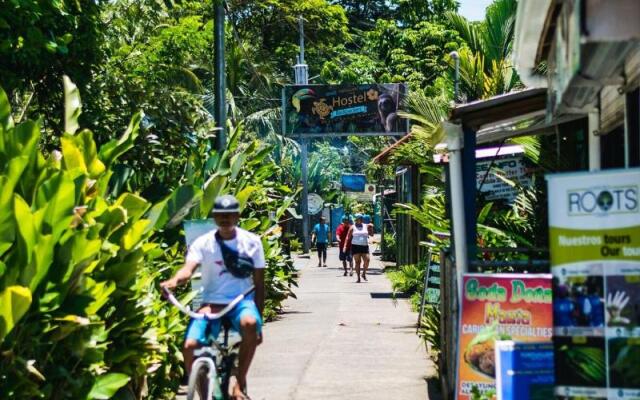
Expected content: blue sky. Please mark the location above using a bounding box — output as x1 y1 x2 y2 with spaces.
458 0 494 21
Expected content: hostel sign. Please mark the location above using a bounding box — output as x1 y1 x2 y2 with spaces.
547 168 640 400
282 84 408 137
456 274 553 400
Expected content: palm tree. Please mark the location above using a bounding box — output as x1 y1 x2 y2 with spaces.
445 0 522 100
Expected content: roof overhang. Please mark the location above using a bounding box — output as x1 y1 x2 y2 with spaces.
445 88 585 145
449 88 547 131
513 0 554 88
372 133 413 165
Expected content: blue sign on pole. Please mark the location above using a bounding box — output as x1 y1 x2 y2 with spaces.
495 341 554 400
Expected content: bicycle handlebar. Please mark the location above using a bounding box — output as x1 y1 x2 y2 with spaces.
162 285 255 320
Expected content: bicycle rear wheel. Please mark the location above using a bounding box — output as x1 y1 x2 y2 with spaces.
187 360 210 400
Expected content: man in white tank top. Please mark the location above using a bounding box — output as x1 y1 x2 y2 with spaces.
344 214 373 282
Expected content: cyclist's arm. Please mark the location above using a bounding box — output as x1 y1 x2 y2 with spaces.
253 268 265 317
161 260 199 289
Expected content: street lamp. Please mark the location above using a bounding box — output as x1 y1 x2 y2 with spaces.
449 51 460 103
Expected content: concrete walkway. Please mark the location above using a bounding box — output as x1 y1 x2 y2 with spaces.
248 246 435 400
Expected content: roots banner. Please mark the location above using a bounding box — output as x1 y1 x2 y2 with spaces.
456 274 553 400
547 168 640 400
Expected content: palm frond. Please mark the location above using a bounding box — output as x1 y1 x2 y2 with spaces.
483 0 517 63
445 12 483 55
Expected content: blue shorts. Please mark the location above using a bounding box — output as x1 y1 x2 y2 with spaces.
185 299 263 345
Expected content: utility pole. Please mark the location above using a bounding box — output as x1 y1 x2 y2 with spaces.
214 0 227 152
294 16 311 254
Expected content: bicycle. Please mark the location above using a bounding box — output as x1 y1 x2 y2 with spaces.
163 285 255 400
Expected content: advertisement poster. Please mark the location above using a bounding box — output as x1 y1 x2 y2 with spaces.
495 341 555 400
547 169 640 400
476 155 532 203
282 84 407 136
456 274 553 399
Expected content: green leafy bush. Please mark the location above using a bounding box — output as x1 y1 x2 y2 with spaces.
0 76 299 399
289 238 302 253
0 78 174 398
382 232 397 262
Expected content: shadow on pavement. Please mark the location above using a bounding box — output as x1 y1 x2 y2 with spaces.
369 292 410 299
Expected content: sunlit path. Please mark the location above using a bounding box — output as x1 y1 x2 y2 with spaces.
248 245 435 400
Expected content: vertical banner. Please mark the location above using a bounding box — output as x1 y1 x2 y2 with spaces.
456 274 553 399
547 169 640 400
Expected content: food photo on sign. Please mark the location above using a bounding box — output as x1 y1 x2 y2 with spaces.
455 274 553 400
283 84 407 136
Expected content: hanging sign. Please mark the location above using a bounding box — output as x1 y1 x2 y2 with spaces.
456 274 553 400
547 168 640 399
283 84 408 137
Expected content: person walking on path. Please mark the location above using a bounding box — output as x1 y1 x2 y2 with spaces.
335 216 353 276
344 214 373 282
311 217 331 267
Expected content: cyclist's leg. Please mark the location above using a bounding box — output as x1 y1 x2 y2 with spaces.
183 310 222 375
229 300 263 398
183 319 207 375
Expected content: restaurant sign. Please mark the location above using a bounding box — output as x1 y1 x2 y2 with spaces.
456 274 553 400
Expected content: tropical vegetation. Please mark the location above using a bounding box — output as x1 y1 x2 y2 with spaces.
0 0 537 397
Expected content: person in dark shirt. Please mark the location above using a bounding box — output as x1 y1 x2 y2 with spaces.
335 216 353 276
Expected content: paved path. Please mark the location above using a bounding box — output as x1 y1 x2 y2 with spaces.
248 246 435 400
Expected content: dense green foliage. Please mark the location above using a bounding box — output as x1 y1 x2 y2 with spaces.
0 80 169 398
0 0 531 397
0 78 299 398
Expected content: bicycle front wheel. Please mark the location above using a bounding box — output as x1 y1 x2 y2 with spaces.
187 360 210 400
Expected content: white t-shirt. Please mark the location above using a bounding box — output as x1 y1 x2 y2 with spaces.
186 228 266 304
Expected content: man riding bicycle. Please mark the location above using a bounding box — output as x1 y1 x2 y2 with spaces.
161 195 265 400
